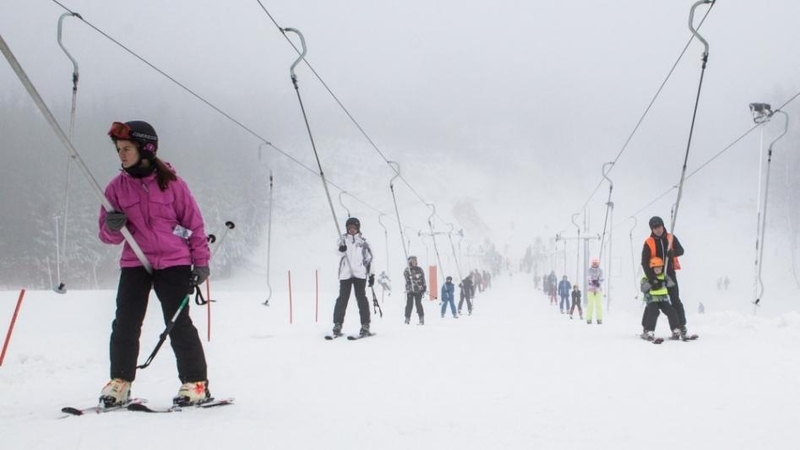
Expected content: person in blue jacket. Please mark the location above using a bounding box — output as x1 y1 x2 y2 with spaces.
440 276 457 318
557 275 572 314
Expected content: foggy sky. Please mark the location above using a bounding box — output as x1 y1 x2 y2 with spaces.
3 1 800 310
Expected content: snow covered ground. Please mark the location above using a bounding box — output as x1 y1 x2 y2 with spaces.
1 273 799 450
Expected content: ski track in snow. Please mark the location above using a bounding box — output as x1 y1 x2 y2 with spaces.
1 274 800 450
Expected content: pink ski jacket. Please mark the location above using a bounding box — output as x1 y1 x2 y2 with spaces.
98 166 210 270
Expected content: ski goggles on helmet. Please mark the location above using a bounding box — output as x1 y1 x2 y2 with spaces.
108 121 133 140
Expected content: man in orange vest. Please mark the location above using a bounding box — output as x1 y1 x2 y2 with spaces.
641 216 695 339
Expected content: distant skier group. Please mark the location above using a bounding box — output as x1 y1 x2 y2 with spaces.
538 215 696 341
329 218 491 338
550 273 583 320
542 262 601 323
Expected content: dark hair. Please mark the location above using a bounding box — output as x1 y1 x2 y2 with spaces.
113 138 175 190
153 157 177 191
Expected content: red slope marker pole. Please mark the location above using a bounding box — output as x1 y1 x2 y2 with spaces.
0 289 26 367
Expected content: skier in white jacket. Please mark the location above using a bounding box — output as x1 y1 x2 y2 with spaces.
332 217 374 337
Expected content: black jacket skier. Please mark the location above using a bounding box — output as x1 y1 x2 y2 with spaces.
403 256 426 324
458 274 474 315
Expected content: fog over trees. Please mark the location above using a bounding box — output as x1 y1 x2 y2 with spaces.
2 0 800 315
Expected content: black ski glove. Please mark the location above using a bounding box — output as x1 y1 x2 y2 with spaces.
105 211 127 232
338 244 347 252
666 248 675 257
368 274 375 287
192 266 210 286
651 279 664 290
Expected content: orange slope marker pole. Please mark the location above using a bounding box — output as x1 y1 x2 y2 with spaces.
0 289 26 367
428 266 438 301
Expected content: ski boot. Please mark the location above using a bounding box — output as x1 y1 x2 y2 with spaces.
418 316 425 325
680 326 698 340
596 320 602 325
404 317 410 325
99 378 131 407
641 330 656 341
669 328 682 340
359 323 371 337
332 323 343 337
173 380 211 406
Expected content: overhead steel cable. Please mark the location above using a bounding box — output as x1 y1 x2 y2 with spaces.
627 124 760 220
48 0 394 221
253 0 442 216
283 27 351 276
1 33 153 274
669 0 715 240
678 91 800 180
571 3 716 217
608 86 800 228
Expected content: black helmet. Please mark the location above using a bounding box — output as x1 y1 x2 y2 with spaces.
108 120 158 160
345 217 360 230
649 216 665 229
446 276 452 282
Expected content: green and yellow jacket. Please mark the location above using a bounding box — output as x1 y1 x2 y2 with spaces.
640 272 674 303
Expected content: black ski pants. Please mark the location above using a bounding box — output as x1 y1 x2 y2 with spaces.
642 301 680 332
570 298 583 316
405 292 425 319
110 266 207 383
333 277 370 325
668 275 687 327
640 273 687 328
458 290 473 313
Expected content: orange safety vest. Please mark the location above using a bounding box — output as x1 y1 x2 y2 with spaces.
645 234 681 270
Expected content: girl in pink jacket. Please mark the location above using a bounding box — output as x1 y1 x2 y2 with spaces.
98 120 211 408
